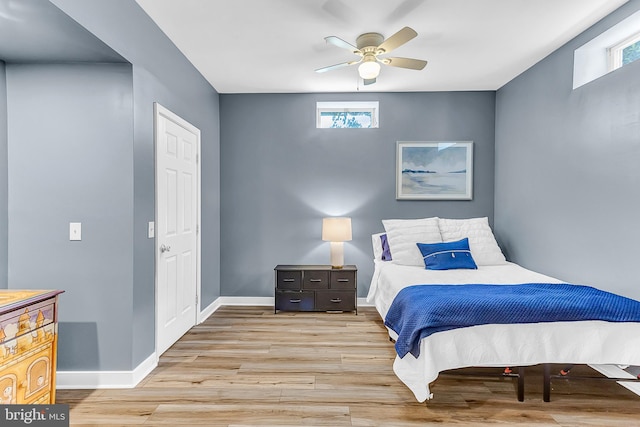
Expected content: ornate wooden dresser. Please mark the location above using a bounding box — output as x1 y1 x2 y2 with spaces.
0 290 64 404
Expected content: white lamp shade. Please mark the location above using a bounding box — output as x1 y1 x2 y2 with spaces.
358 61 381 80
322 217 352 242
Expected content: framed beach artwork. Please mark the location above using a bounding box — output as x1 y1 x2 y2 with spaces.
396 141 473 200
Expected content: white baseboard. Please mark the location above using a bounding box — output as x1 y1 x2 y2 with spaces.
619 381 640 396
589 364 640 397
214 296 274 306
589 364 636 379
198 297 223 324
206 296 373 309
358 297 374 307
57 351 157 389
56 296 374 389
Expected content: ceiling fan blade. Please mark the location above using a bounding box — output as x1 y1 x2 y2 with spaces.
386 0 425 24
315 59 361 73
383 57 427 70
363 78 376 85
321 0 359 24
377 27 417 54
324 36 360 53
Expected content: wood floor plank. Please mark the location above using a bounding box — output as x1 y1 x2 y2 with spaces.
68 402 156 425
57 306 640 426
147 404 351 426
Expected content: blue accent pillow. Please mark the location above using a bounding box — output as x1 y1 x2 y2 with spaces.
380 234 392 261
416 238 478 270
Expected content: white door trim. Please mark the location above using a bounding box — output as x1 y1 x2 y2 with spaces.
154 102 201 357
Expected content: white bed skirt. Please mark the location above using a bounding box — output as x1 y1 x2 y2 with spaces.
393 320 640 402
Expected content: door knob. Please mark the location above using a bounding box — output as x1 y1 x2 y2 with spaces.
160 244 171 253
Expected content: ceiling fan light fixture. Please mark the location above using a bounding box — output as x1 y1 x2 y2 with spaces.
358 57 381 80
318 27 425 83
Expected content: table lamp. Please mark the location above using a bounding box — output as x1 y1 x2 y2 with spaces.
322 217 352 268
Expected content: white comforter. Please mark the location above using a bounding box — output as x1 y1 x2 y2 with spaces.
366 260 640 402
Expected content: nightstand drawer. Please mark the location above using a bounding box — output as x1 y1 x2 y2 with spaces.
275 291 314 311
330 270 356 289
315 291 355 312
276 270 302 290
274 265 357 313
303 270 330 289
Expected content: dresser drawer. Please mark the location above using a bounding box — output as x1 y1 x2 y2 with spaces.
315 291 356 312
0 299 57 343
0 290 63 404
330 270 356 289
274 265 357 314
275 291 315 311
303 270 330 290
276 270 302 290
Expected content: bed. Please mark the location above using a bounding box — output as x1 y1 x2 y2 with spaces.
367 217 640 403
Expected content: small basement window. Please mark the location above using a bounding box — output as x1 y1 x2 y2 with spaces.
573 9 640 89
316 101 379 128
609 32 640 70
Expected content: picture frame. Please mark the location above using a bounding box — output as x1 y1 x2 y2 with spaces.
396 141 473 200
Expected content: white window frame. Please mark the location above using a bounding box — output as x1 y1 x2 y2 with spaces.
608 31 640 71
316 101 379 129
573 9 640 89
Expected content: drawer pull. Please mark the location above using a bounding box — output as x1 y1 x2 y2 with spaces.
337 278 350 282
282 278 295 282
330 298 343 303
309 279 323 282
289 299 301 303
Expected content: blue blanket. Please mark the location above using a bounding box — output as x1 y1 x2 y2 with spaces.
384 283 640 358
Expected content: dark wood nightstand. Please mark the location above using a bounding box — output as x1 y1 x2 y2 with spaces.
274 265 357 313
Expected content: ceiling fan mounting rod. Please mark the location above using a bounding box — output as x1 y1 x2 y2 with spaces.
361 46 378 55
361 53 377 63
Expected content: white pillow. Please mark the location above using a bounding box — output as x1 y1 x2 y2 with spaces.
382 217 442 266
438 217 506 266
371 232 384 261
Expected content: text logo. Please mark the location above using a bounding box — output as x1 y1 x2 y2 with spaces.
1 405 69 426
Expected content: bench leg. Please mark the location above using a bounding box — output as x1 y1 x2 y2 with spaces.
517 367 525 401
543 363 551 402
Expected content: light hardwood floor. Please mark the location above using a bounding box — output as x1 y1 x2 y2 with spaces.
58 306 640 426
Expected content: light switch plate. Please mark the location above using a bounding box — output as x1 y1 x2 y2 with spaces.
70 222 82 241
148 221 155 239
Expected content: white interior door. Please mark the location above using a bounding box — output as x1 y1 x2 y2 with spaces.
155 103 201 356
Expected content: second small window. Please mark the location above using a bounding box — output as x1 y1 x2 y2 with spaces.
316 101 379 129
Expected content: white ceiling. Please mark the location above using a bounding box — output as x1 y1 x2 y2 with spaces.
135 0 627 94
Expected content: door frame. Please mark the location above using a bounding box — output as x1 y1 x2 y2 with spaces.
153 102 202 357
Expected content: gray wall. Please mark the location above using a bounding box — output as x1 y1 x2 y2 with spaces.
7 63 134 370
51 0 221 369
51 0 222 308
0 0 221 372
495 0 640 300
220 92 496 297
0 60 6 289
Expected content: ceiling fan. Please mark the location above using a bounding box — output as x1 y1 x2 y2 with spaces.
315 26 427 85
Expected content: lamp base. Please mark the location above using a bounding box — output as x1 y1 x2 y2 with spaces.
329 242 344 269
